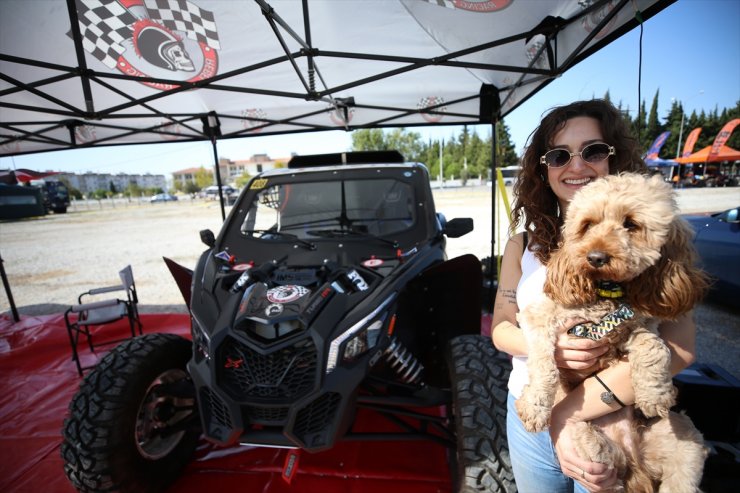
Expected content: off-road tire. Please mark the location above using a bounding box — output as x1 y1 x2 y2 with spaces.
448 334 517 493
61 333 199 493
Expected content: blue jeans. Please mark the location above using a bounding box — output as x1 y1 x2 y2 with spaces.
507 393 589 493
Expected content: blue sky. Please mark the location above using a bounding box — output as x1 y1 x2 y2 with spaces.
1 0 738 176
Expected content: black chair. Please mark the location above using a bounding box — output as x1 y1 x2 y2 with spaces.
64 265 143 376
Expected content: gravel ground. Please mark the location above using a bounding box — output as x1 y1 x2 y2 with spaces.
2 185 739 378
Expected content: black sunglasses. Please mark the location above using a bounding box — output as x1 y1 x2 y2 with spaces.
540 143 615 168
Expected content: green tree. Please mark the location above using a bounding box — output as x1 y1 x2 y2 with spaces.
183 180 200 194
351 129 386 151
124 182 143 198
194 167 213 189
235 171 252 188
351 127 424 162
644 89 662 151
662 100 685 159
495 121 518 167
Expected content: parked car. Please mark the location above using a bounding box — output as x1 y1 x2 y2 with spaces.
150 193 178 203
203 185 239 205
61 151 517 493
684 206 740 305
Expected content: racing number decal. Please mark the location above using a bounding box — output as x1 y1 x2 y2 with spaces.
250 178 268 189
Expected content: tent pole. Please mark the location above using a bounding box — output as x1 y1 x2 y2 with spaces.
201 112 226 221
0 253 20 323
489 120 498 309
210 135 226 221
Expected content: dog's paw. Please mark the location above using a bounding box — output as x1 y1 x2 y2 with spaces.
515 398 550 433
635 386 676 418
635 398 672 418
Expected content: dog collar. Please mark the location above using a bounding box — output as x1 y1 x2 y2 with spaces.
597 281 623 299
567 303 635 341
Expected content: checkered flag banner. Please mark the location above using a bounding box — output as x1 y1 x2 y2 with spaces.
74 0 137 69
144 0 220 50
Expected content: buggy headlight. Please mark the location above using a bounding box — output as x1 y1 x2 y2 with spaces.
326 294 395 374
342 319 384 363
191 314 211 361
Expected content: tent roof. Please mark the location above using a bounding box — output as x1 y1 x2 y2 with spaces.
0 0 672 158
674 144 740 163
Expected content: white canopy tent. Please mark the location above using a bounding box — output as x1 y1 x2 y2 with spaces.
1 0 671 155
0 0 673 321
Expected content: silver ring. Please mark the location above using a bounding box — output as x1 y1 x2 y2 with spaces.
581 468 586 479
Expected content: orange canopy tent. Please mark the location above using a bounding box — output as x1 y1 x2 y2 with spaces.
674 144 740 163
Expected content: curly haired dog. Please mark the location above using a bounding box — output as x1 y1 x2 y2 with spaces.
516 173 709 492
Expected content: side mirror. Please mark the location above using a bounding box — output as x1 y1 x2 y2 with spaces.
444 217 473 238
200 229 216 248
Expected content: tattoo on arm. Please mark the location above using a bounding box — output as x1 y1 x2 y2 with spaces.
501 289 517 304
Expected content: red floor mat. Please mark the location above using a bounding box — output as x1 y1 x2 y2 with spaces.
0 312 459 492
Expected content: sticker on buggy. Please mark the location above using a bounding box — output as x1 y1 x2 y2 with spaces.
232 263 252 271
265 303 284 317
347 269 369 291
214 250 233 262
362 258 384 268
266 285 309 303
250 178 269 189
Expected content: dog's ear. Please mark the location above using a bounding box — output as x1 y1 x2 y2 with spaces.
627 218 710 318
544 248 597 307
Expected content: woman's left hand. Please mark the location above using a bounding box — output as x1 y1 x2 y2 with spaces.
554 317 609 373
549 418 619 492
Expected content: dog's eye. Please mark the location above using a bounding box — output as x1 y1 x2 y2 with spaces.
578 221 593 236
623 218 639 231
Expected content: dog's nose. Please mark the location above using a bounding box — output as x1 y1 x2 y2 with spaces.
587 251 610 268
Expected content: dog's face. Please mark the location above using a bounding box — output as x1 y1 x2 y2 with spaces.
546 172 707 317
560 173 676 283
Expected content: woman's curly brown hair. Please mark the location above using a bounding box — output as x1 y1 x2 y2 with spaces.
511 99 648 264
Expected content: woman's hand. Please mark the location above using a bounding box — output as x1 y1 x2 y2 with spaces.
549 418 619 492
554 318 609 377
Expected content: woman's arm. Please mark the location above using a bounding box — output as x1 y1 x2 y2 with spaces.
491 234 609 368
490 233 527 356
553 311 697 424
549 312 698 488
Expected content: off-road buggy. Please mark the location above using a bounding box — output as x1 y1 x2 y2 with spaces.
61 151 517 492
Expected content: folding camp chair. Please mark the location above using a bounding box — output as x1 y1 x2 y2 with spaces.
64 265 143 376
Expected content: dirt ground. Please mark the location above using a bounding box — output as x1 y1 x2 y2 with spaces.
2 184 739 378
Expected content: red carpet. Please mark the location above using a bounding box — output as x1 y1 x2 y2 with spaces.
0 312 469 492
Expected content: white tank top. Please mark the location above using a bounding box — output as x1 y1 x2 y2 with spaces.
507 245 547 398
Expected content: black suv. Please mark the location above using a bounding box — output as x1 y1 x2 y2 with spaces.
61 151 516 493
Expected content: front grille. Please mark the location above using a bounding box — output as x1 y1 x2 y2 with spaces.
293 392 341 447
219 336 317 400
244 405 289 424
200 387 233 442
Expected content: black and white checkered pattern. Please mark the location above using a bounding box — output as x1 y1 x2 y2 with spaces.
144 0 220 50
74 0 136 68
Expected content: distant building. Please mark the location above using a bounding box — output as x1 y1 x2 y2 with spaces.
171 167 209 189
58 172 166 195
173 154 291 187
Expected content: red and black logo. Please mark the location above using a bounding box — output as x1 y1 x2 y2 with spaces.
72 0 220 91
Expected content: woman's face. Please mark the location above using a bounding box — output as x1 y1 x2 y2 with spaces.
545 116 611 213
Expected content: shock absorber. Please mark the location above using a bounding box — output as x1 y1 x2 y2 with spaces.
383 336 424 384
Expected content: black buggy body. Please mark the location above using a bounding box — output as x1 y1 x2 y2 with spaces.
61 152 517 492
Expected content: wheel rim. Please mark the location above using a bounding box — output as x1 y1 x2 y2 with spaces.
135 368 193 460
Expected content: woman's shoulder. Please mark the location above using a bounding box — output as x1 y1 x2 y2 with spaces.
507 231 528 251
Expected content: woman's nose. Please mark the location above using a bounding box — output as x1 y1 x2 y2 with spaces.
569 154 588 169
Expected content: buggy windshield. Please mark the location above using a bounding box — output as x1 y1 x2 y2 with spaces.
241 178 415 240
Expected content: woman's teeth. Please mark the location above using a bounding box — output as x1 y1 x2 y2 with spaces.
564 177 591 185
